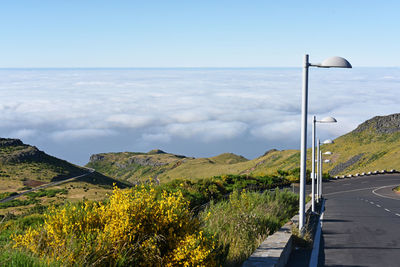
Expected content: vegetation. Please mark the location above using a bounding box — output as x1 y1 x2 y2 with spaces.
157 174 291 210
0 138 131 216
8 183 298 266
85 149 300 184
12 185 221 266
394 185 400 193
200 189 298 265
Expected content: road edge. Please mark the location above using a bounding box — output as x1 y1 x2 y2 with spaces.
308 198 325 267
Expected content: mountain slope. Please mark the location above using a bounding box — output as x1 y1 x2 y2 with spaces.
0 138 127 215
320 113 400 175
86 148 300 183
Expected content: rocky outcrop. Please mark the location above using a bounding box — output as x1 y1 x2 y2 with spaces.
329 153 364 176
0 138 23 147
0 146 45 163
263 149 278 157
352 113 400 134
127 157 169 167
89 154 105 162
147 149 166 155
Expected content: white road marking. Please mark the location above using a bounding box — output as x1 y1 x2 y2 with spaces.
372 184 400 201
396 213 400 216
384 208 391 212
325 186 379 196
376 204 381 207
370 202 375 204
343 183 351 186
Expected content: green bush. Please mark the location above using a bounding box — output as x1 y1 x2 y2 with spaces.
200 189 298 266
157 174 291 210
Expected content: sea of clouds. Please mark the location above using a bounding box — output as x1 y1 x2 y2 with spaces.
0 68 399 165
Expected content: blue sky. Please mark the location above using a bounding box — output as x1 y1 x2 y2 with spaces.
1 2 400 165
1 1 399 67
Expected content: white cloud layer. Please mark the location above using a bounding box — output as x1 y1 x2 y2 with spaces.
0 68 399 164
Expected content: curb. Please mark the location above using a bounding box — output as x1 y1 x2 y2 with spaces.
308 199 325 267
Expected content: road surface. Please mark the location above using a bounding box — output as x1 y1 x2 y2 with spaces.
319 174 400 267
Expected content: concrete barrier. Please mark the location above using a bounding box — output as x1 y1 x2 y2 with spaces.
242 201 312 267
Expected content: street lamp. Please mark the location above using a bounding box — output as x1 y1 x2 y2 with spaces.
311 116 337 212
317 139 334 200
299 54 351 230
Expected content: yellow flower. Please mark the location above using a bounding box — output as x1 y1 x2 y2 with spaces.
13 185 218 266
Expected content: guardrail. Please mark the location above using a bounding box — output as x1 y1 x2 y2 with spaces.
331 169 397 180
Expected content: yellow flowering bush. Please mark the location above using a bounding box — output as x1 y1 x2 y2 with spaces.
13 185 218 266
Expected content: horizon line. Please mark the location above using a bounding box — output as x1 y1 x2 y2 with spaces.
0 66 399 70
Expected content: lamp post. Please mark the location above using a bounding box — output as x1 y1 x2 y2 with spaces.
299 55 351 230
311 116 337 212
317 140 334 200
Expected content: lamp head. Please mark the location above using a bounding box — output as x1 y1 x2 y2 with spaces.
323 139 334 144
320 56 352 68
318 116 337 123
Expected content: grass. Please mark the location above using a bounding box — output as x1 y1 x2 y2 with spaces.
85 149 302 184
200 189 298 266
1 174 295 266
157 174 291 210
3 185 297 266
394 186 400 193
0 250 55 267
0 213 57 267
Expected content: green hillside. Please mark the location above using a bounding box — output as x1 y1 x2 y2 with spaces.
0 138 126 216
318 113 400 176
249 113 400 176
86 113 400 182
86 147 301 184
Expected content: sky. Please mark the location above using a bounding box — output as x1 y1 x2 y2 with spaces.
1 1 400 68
0 1 400 165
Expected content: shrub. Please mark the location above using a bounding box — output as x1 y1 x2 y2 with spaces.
200 189 298 266
158 174 291 211
13 185 219 266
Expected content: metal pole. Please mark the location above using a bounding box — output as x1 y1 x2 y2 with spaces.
316 139 320 202
299 54 309 230
311 116 316 212
319 150 323 198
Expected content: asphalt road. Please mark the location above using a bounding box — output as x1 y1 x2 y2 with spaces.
318 174 400 267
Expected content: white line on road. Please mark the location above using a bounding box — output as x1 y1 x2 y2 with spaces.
396 214 400 216
376 204 381 207
325 186 379 196
384 208 391 212
370 202 375 204
372 184 400 201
